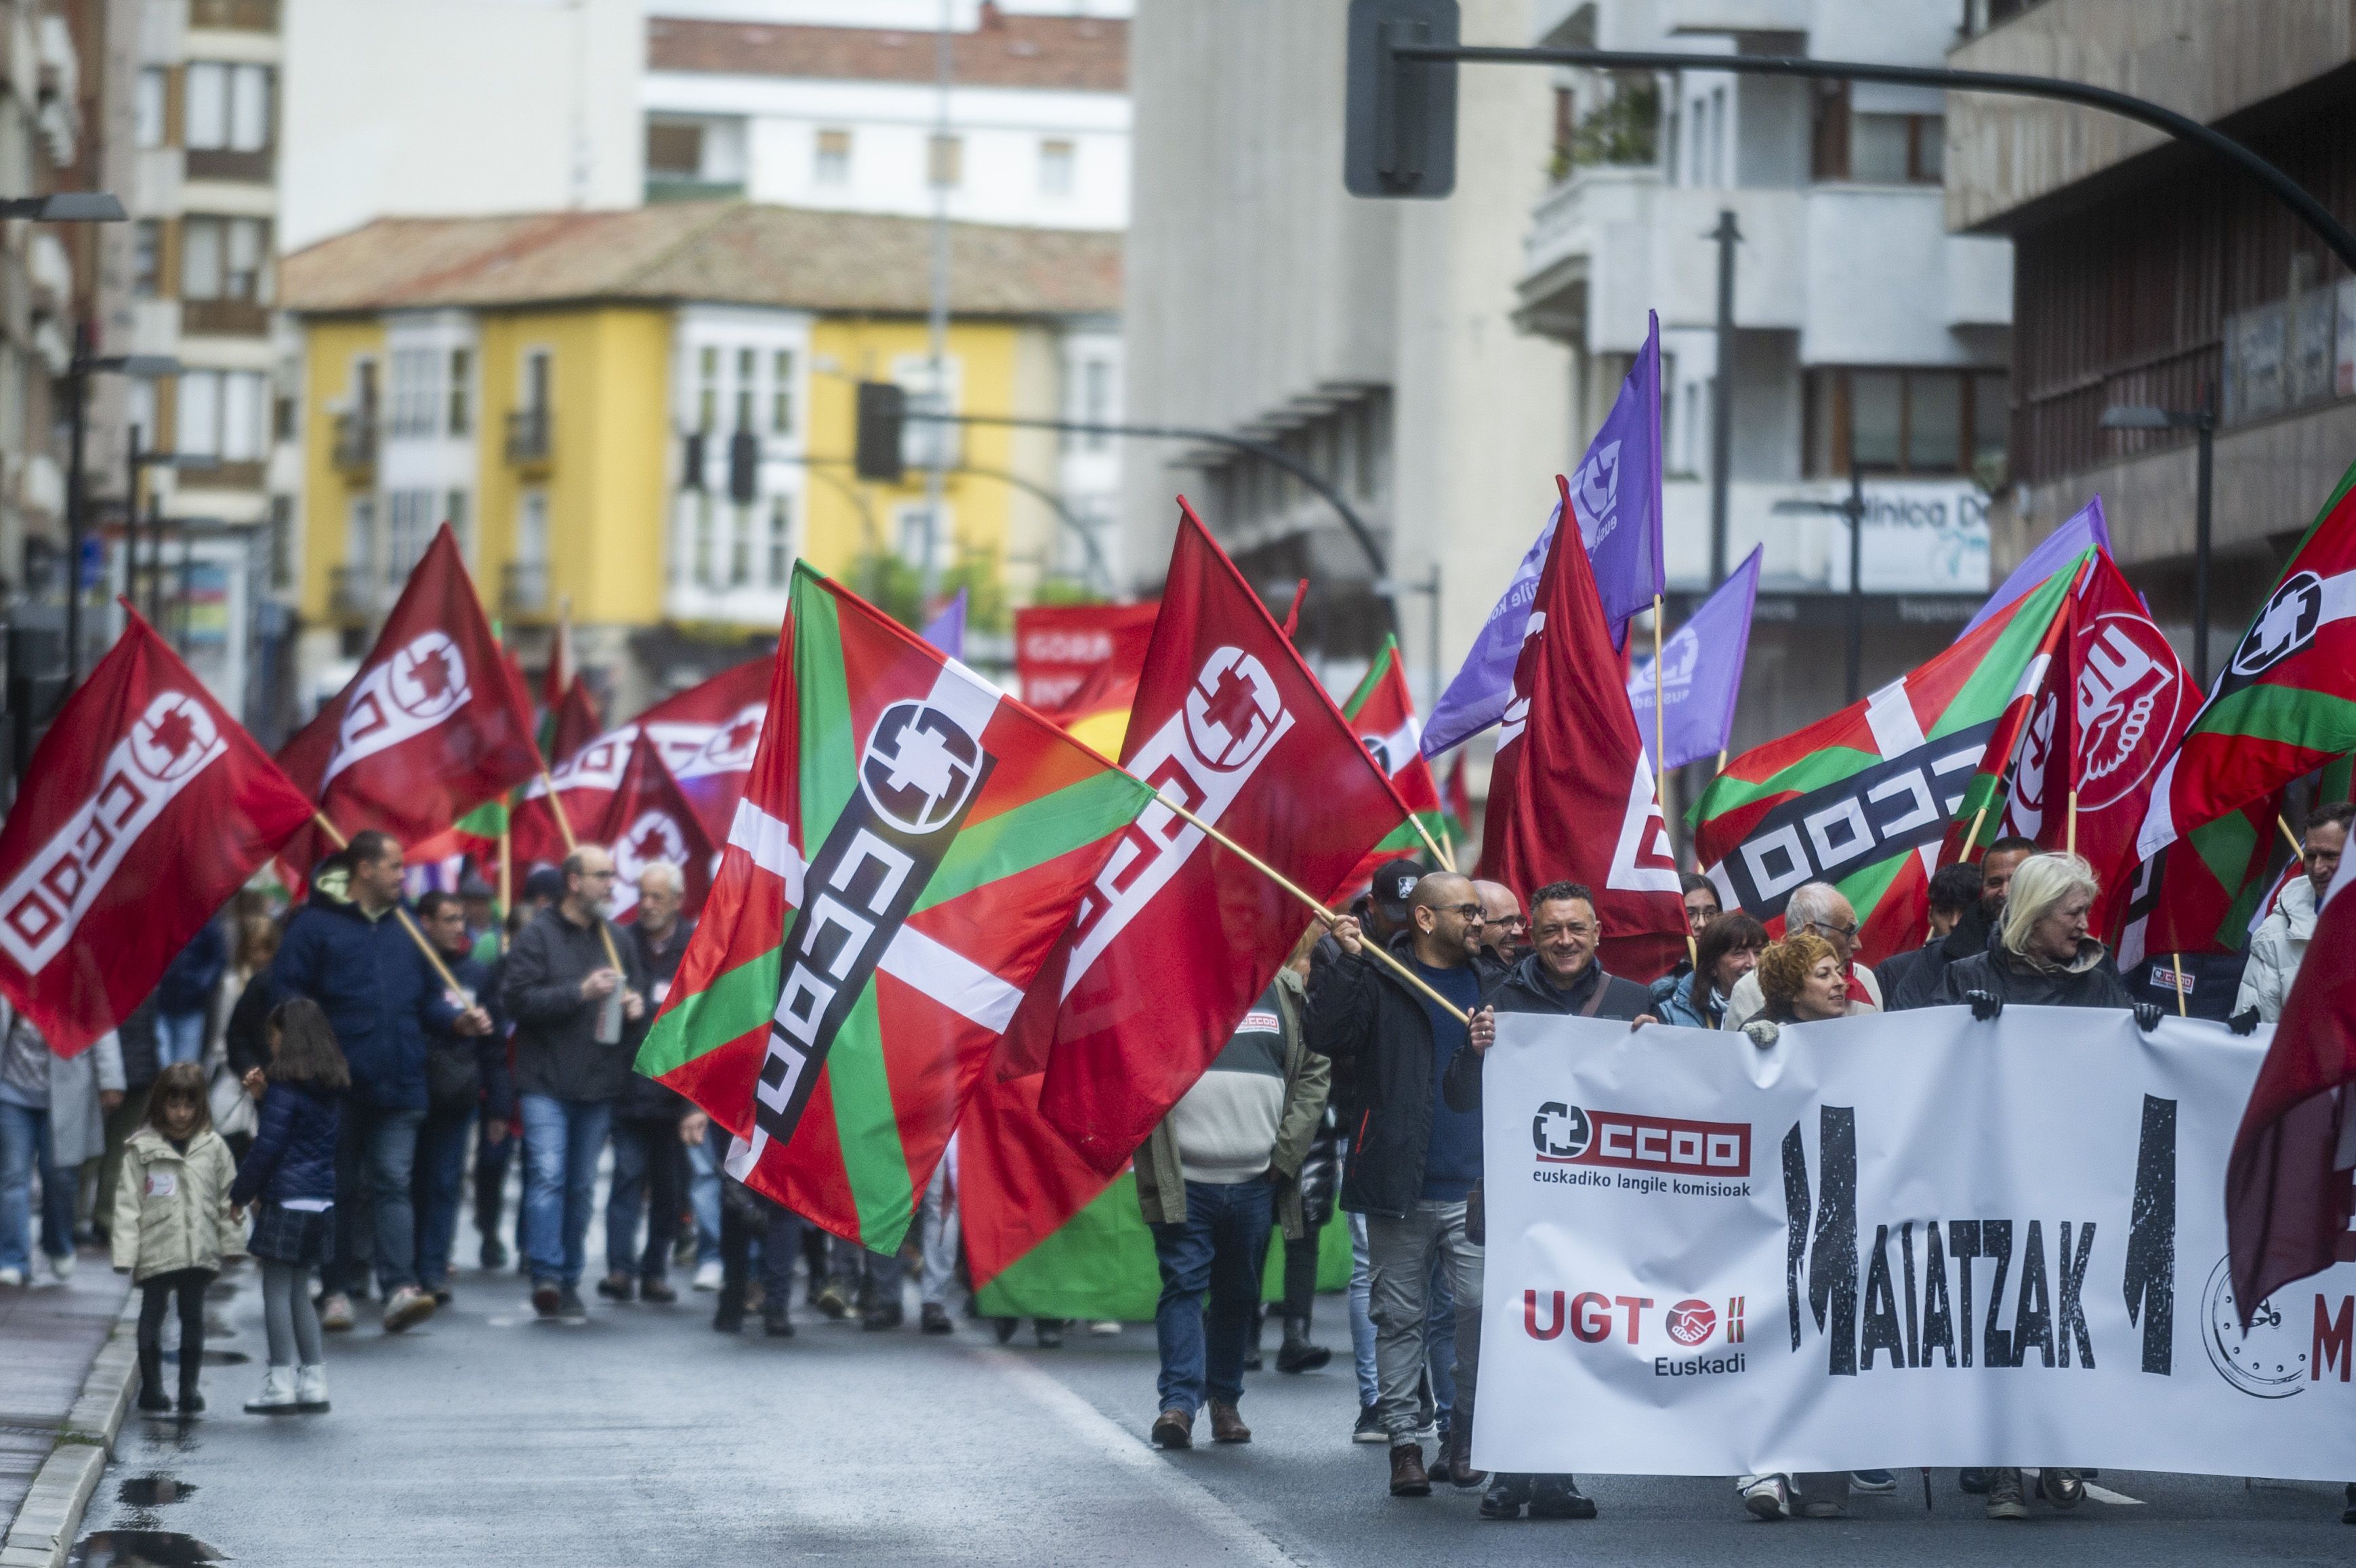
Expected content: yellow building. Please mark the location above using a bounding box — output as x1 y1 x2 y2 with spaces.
278 201 1123 706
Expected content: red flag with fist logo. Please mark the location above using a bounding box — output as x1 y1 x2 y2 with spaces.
0 612 313 1056
274 524 539 875
1021 500 1413 1172
594 728 715 924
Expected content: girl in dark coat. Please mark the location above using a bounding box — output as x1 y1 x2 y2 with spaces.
230 999 346 1416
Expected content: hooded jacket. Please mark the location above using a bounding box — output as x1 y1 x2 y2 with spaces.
2236 873 2319 1023
111 1125 242 1282
266 871 461 1110
1933 936 2133 1011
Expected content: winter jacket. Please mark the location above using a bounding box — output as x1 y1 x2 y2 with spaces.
2127 949 2248 1024
228 1080 339 1209
422 950 504 1116
2237 874 2319 1023
1649 968 1726 1030
1932 937 2134 1012
617 918 697 1122
1441 953 1653 1115
502 905 650 1103
266 875 461 1110
154 921 228 1016
1889 903 1999 1012
116 999 160 1092
1310 934 1502 1220
111 1126 243 1283
0 1000 123 1167
1136 968 1329 1239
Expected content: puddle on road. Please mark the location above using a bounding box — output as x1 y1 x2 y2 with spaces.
117 1477 198 1508
66 1531 226 1567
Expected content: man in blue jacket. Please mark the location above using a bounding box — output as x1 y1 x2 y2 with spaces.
267 832 488 1334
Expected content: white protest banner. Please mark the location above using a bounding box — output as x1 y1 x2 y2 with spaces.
1475 1008 2356 1481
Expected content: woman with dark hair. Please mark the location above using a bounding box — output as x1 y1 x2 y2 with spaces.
230 999 346 1416
1651 912 1769 1029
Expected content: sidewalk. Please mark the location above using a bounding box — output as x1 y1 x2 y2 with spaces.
0 1245 138 1568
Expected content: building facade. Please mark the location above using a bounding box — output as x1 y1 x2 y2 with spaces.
281 200 1118 714
1948 0 2356 680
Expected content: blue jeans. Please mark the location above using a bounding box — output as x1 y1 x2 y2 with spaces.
156 1011 207 1068
520 1094 611 1289
329 1100 426 1297
411 1107 474 1289
0 1100 73 1273
1149 1178 1274 1417
686 1130 721 1268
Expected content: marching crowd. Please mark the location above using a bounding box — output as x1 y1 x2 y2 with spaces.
1 807 2347 1520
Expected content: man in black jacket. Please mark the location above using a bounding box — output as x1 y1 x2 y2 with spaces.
1877 862 1981 1010
600 862 698 1307
502 846 648 1321
1443 880 1651 1521
1313 871 1497 1499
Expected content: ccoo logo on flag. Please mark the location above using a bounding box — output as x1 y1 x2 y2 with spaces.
861 701 984 835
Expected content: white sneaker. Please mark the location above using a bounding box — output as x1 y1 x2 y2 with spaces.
381 1284 436 1333
693 1260 723 1292
0 1266 26 1287
1743 1474 1792 1521
244 1367 299 1415
47 1252 75 1281
1088 1320 1121 1336
294 1364 329 1414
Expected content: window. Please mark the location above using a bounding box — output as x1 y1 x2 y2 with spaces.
180 216 270 300
1804 367 2009 477
696 346 717 432
728 503 752 587
136 68 167 148
523 348 552 413
770 350 795 436
735 347 756 430
1081 357 1111 451
1708 87 1725 187
1552 87 1574 169
447 348 472 436
131 221 161 298
1823 84 1943 184
767 495 792 586
184 62 270 152
388 348 438 438
181 218 221 300
518 491 550 569
814 129 850 186
928 133 962 190
386 489 436 577
1039 138 1075 198
346 495 376 576
1970 371 2008 471
645 120 701 180
173 368 267 460
692 492 715 587
445 489 472 563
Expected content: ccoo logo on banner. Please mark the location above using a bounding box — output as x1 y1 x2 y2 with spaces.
1474 1008 2356 1481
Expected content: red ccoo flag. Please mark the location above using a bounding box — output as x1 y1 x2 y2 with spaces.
547 673 603 768
0 612 313 1056
594 728 716 924
1022 500 1415 1172
275 526 539 874
2228 852 2356 1321
1479 480 1687 981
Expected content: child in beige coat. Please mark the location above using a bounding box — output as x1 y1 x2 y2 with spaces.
112 1062 243 1416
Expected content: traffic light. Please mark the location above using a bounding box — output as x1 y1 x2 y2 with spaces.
854 381 905 484
1343 0 1459 199
728 429 759 504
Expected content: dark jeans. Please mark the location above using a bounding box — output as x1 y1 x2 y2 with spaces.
605 1118 686 1283
138 1266 211 1391
329 1100 425 1297
411 1106 474 1289
474 1115 515 1251
827 1234 907 1313
1149 1177 1274 1418
720 1184 803 1310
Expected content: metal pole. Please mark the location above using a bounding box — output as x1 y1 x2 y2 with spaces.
125 423 142 624
63 327 88 680
1846 463 1865 704
147 492 165 622
1708 211 1739 589
920 0 953 602
2193 384 2216 693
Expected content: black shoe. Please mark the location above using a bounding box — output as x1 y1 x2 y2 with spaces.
429 1285 453 1306
1276 1317 1331 1374
1479 1474 1531 1521
763 1306 795 1338
532 1282 561 1319
920 1302 953 1335
1957 1467 1992 1495
1985 1468 2027 1521
2342 1482 2356 1524
993 1317 1018 1344
2038 1468 2084 1508
479 1237 508 1271
1529 1475 1597 1520
137 1345 169 1413
714 1299 745 1334
1034 1319 1063 1349
177 1385 205 1416
862 1304 904 1332
1352 1403 1387 1444
595 1273 634 1302
556 1286 587 1323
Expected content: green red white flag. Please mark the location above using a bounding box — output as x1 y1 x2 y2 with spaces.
1342 633 1451 873
633 564 1155 1252
1693 555 2082 967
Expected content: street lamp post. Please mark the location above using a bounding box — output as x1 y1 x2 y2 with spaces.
2100 390 2217 689
125 426 215 625
64 352 181 678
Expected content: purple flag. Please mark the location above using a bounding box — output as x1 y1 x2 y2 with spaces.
921 588 967 660
1627 544 1762 772
1956 495 2110 641
1424 312 1664 759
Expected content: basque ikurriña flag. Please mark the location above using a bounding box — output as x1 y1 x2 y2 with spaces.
595 729 716 924
1342 632 1451 875
1693 555 2082 967
0 611 314 1056
634 563 1157 1252
275 525 539 875
1627 543 1762 775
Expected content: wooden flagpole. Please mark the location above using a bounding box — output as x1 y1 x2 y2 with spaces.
497 821 512 957
535 764 625 974
308 811 473 1001
2279 814 2307 861
2170 953 2190 1017
1406 812 1454 873
2065 789 2078 857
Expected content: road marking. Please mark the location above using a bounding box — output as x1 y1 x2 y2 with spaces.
975 1347 1306 1567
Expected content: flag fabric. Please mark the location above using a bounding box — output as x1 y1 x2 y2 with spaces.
2138 459 2356 865
1424 312 1666 760
1958 495 2112 642
274 525 539 877
596 730 717 923
634 564 1155 1253
922 590 967 660
1342 633 1451 873
512 656 772 868
1477 475 1687 981
1626 544 1762 774
1693 556 2082 968
2227 848 2356 1321
1995 550 2198 941
2118 792 2292 966
1022 501 1414 1172
1045 661 1138 760
545 674 602 768
0 612 313 1056
1014 601 1159 710
1443 749 1471 846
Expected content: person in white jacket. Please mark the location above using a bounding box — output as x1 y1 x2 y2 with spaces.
2237 802 2352 1023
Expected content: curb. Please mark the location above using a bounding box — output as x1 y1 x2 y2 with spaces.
1 1290 142 1568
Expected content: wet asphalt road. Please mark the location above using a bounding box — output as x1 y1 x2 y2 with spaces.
85 1254 2356 1568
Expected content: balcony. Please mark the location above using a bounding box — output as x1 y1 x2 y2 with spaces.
180 297 270 337
505 407 552 467
329 565 379 619
190 0 280 29
502 560 548 616
332 413 376 474
185 147 276 184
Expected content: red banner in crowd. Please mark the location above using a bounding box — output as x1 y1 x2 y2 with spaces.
1015 601 1159 711
594 729 716 923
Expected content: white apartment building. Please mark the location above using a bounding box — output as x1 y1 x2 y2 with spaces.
1516 0 2013 745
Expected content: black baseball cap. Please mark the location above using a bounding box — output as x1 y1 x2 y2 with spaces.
1368 859 1426 924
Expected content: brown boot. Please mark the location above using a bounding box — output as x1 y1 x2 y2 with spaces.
1150 1406 1193 1449
1389 1441 1432 1497
1208 1400 1250 1444
1442 1400 1485 1488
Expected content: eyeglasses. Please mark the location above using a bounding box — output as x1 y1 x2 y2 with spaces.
581 869 617 882
1439 903 1485 922
1804 918 1860 941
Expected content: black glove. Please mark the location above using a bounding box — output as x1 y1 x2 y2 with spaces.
2229 1006 2262 1037
1964 989 2003 1023
2133 1002 2164 1033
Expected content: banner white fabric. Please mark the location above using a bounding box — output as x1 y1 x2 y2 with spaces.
1475 1008 2356 1481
